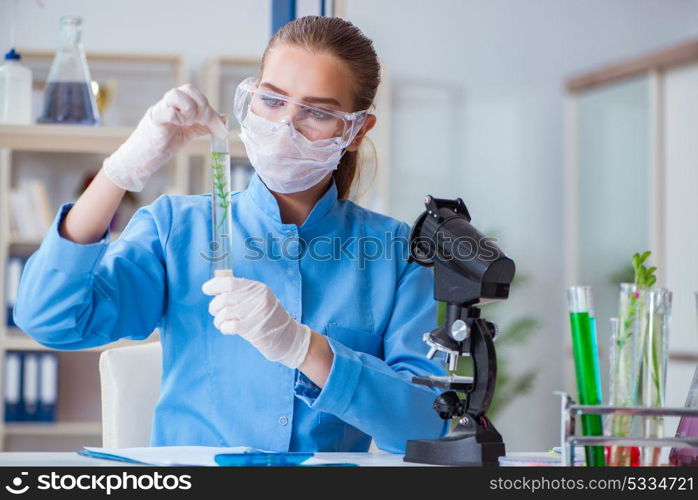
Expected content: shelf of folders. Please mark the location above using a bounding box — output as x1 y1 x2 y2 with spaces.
3 257 57 423
3 350 58 423
565 251 698 466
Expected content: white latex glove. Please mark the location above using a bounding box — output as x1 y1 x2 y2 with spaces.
202 276 312 369
103 84 227 192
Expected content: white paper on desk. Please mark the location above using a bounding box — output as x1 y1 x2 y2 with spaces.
499 450 585 466
81 446 262 466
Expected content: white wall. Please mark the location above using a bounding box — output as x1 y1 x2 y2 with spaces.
343 0 698 452
2 0 698 452
0 0 270 82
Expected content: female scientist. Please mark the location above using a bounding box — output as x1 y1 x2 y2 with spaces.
13 16 447 453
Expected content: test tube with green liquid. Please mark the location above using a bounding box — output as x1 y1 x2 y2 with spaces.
567 286 606 466
210 117 233 277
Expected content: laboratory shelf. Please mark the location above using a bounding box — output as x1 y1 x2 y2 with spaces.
8 239 42 256
0 124 246 157
8 236 43 246
0 50 205 452
0 124 133 154
0 330 154 353
3 421 102 436
8 232 123 254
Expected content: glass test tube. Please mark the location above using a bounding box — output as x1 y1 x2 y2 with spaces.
608 312 639 466
567 286 606 466
210 118 234 277
635 287 672 466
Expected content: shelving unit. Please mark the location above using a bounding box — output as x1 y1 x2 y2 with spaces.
0 124 246 157
0 50 251 451
0 124 246 450
0 126 158 450
5 421 102 437
1 333 146 354
0 124 246 199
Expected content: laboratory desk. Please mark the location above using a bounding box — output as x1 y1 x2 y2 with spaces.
0 452 420 467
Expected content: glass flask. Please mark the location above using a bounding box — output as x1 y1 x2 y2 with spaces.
38 16 99 125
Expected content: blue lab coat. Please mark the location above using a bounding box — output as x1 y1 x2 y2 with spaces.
13 174 448 452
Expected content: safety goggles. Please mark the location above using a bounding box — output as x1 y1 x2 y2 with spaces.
234 77 369 148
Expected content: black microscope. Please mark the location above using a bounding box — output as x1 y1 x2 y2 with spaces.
403 196 516 466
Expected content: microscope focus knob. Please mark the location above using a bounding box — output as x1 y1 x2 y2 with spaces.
450 319 469 342
433 391 464 420
487 321 499 340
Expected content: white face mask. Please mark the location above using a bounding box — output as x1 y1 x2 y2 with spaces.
239 110 345 194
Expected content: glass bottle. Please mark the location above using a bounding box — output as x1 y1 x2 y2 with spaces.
38 16 99 125
0 48 32 124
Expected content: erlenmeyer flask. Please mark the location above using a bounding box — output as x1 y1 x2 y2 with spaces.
38 16 100 125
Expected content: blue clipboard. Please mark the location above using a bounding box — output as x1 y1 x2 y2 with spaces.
214 452 356 467
215 452 313 467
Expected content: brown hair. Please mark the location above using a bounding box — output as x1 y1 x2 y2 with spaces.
261 16 381 199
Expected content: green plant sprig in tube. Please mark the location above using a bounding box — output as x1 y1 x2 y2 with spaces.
618 251 656 350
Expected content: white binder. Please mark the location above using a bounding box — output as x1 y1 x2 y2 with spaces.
3 352 21 421
22 353 39 420
38 353 58 420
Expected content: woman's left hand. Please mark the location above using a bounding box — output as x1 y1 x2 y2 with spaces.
202 275 311 369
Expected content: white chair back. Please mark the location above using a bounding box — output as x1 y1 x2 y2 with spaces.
99 341 162 448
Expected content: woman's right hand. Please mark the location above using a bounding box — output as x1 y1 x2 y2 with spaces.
103 84 227 192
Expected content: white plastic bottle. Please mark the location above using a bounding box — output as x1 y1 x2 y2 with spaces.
0 48 33 125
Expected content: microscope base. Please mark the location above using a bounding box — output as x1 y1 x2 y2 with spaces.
404 436 505 466
404 416 505 467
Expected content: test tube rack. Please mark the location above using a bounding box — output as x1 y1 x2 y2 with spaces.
556 391 698 467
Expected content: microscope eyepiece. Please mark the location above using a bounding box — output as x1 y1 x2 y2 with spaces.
409 196 515 306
